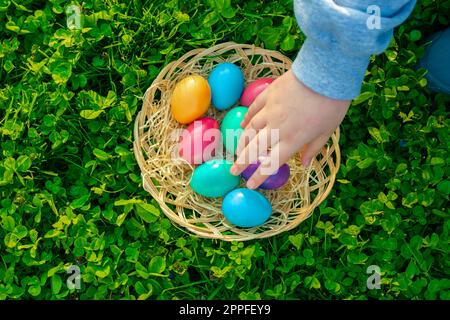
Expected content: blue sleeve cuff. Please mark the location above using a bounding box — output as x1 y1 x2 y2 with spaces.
292 38 370 100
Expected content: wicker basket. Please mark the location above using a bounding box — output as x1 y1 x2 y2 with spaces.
133 42 340 241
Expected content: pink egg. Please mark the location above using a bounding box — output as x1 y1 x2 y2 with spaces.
240 78 275 107
178 117 221 164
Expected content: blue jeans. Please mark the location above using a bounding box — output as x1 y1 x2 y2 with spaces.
418 27 450 95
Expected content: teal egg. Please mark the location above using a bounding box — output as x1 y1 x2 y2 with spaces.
220 106 248 155
190 159 240 198
222 188 272 228
208 62 245 110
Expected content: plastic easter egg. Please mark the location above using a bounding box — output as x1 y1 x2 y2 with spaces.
240 78 275 107
190 159 240 198
220 106 248 154
222 188 272 228
179 117 220 164
241 161 290 190
171 75 211 124
208 63 245 110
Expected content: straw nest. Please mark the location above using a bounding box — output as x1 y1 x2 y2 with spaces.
133 42 341 241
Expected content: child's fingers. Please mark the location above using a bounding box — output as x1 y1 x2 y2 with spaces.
236 114 266 156
235 126 258 157
245 141 292 190
300 133 331 167
241 89 268 128
230 127 277 176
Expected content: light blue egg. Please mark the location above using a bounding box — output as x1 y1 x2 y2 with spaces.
208 62 245 110
222 188 272 228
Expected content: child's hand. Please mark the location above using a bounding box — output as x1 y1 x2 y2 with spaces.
229 70 350 189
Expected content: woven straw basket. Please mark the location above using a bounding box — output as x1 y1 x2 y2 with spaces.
133 42 340 241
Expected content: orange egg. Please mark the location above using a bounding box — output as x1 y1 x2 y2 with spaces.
171 75 211 124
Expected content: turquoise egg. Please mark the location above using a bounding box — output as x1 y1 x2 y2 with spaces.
208 62 245 110
222 188 272 228
190 159 240 198
220 106 248 155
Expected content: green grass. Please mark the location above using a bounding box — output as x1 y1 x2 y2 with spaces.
0 0 449 300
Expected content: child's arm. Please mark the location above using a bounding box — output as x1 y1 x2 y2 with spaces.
292 0 417 100
230 0 417 189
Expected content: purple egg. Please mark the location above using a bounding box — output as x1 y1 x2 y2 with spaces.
242 161 290 190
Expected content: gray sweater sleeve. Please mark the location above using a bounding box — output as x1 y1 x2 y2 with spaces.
292 0 417 100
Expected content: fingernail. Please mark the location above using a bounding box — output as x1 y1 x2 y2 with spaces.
302 158 311 167
247 180 256 189
230 165 238 176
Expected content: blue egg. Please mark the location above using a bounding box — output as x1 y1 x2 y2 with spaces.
208 62 245 110
222 188 272 228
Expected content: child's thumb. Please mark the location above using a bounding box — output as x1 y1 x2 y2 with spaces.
301 134 330 167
